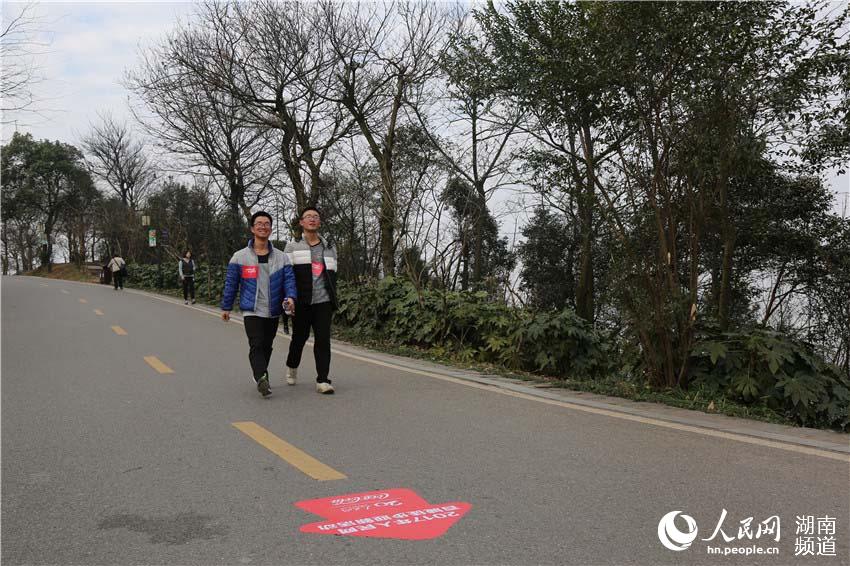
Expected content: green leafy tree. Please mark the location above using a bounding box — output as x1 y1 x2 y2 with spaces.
443 176 514 295
1 132 92 272
61 166 102 267
479 1 850 387
517 206 575 311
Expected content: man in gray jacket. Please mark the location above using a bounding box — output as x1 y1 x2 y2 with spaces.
284 207 338 394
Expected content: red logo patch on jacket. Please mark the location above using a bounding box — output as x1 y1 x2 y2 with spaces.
242 265 258 279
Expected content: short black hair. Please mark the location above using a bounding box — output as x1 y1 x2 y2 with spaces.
300 207 320 219
251 211 273 226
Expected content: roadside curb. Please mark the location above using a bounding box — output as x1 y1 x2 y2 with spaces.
325 342 850 457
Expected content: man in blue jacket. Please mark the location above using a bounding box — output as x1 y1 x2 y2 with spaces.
221 211 297 397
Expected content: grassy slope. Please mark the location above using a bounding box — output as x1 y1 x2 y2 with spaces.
24 263 101 283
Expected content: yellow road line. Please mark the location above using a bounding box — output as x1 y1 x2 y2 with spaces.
144 356 174 374
79 298 88 303
94 309 104 316
232 421 347 481
111 326 127 335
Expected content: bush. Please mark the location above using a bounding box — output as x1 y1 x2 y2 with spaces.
336 277 610 379
123 263 228 305
690 322 850 430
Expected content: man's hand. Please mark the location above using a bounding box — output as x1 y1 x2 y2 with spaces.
283 297 294 313
221 311 230 322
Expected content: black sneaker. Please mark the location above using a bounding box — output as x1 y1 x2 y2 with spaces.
256 374 272 397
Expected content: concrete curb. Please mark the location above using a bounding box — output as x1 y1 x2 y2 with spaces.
325 342 850 456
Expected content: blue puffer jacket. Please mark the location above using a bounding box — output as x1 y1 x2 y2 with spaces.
220 240 297 316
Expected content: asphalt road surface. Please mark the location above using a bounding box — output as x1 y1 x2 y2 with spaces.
2 275 848 565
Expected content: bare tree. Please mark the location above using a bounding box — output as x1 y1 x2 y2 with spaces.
411 23 524 287
318 0 459 276
230 0 353 213
81 113 156 210
0 2 50 121
153 1 352 221
128 19 282 228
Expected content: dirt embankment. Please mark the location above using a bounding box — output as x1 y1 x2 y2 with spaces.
23 263 101 283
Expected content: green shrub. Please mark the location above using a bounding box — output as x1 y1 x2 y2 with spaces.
690 322 850 430
124 263 228 305
336 277 609 379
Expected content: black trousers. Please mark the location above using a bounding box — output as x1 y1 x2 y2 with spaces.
286 302 333 383
244 316 280 381
113 271 124 289
182 277 195 300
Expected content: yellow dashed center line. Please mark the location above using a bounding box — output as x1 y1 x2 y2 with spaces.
232 421 347 481
144 356 174 374
94 309 104 316
111 326 127 335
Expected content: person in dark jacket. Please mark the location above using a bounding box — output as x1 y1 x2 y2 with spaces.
221 211 297 397
178 250 197 304
284 207 338 394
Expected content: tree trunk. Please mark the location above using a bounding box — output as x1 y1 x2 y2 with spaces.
44 215 54 272
460 228 470 291
717 171 735 330
471 184 485 285
576 124 596 323
379 161 396 277
2 222 9 275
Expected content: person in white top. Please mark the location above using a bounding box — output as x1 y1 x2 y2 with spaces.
107 254 126 290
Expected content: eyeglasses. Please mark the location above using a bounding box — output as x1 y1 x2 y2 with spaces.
253 222 272 228
302 214 320 220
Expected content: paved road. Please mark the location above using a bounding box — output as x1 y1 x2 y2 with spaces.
2 275 848 565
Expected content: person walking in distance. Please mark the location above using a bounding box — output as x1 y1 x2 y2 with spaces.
221 211 297 398
108 253 126 290
284 207 339 394
179 250 197 304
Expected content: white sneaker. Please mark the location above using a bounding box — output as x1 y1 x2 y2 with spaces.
286 367 297 386
316 382 335 394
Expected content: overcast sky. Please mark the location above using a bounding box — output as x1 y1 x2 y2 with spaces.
1 1 194 144
1 1 847 218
